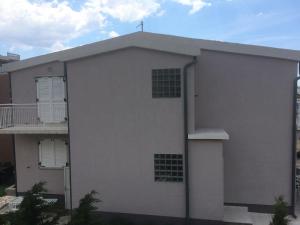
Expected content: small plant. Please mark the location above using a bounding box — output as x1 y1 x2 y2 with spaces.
270 196 289 225
68 190 101 225
0 182 60 225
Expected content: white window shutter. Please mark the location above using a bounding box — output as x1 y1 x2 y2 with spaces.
37 78 53 122
52 77 66 122
52 77 65 101
36 77 66 123
39 139 55 167
54 139 67 167
37 78 51 101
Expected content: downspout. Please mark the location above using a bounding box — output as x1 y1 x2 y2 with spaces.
292 71 300 217
183 56 197 225
63 62 73 212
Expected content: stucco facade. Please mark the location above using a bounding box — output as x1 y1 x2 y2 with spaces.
9 61 66 194
67 48 192 217
14 134 66 194
10 61 64 104
1 32 300 224
195 50 297 206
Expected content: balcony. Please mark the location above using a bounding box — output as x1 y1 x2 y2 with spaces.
0 104 68 134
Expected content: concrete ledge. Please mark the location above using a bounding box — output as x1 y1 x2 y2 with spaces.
0 126 68 134
188 128 229 140
95 211 224 225
225 202 292 214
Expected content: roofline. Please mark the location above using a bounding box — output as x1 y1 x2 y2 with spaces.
0 53 20 62
3 32 300 72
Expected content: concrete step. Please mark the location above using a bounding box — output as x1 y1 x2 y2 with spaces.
223 205 253 225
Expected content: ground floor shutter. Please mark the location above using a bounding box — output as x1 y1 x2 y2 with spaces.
39 139 55 167
39 138 68 168
54 139 68 167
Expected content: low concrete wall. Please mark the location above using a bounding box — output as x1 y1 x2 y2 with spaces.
15 134 65 194
189 140 224 220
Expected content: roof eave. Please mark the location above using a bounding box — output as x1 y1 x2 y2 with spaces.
3 32 300 72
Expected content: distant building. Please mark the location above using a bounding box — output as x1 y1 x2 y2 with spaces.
0 53 20 165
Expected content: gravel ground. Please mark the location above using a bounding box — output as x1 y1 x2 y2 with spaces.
58 215 71 225
0 196 15 212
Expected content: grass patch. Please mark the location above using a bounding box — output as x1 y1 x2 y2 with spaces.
0 185 7 197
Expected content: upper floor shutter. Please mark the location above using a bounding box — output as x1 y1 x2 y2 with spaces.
37 77 53 122
37 77 51 101
36 77 66 123
52 77 66 122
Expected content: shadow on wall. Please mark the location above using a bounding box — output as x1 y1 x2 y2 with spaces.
0 135 14 165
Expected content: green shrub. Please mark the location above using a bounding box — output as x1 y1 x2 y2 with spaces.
68 190 101 225
0 182 59 225
270 196 289 225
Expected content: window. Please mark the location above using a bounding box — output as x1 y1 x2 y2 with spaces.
152 69 181 98
39 139 68 168
36 77 66 123
154 154 183 182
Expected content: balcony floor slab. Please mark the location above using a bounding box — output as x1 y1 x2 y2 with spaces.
0 125 68 134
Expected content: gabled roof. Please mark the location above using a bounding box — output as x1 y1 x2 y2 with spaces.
3 32 300 72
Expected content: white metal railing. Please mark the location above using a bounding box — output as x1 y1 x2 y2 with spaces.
0 103 67 129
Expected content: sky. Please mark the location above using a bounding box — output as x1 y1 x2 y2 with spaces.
0 0 299 59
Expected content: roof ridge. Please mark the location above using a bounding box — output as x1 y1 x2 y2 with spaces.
3 32 300 72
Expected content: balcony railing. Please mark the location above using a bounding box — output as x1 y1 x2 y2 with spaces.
0 103 67 129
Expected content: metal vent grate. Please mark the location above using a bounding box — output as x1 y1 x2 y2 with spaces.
154 154 183 182
152 69 181 98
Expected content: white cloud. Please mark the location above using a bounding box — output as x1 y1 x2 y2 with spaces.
49 41 71 52
0 0 162 54
173 0 211 14
0 0 212 55
108 31 120 38
0 0 105 52
86 0 161 22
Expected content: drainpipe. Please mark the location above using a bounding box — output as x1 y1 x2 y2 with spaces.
292 74 300 217
63 62 73 212
183 56 197 225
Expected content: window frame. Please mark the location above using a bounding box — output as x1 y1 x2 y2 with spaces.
152 68 181 98
154 153 184 182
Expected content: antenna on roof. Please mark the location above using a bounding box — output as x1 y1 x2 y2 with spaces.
136 20 144 32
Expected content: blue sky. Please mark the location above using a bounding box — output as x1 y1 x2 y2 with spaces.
0 0 299 59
